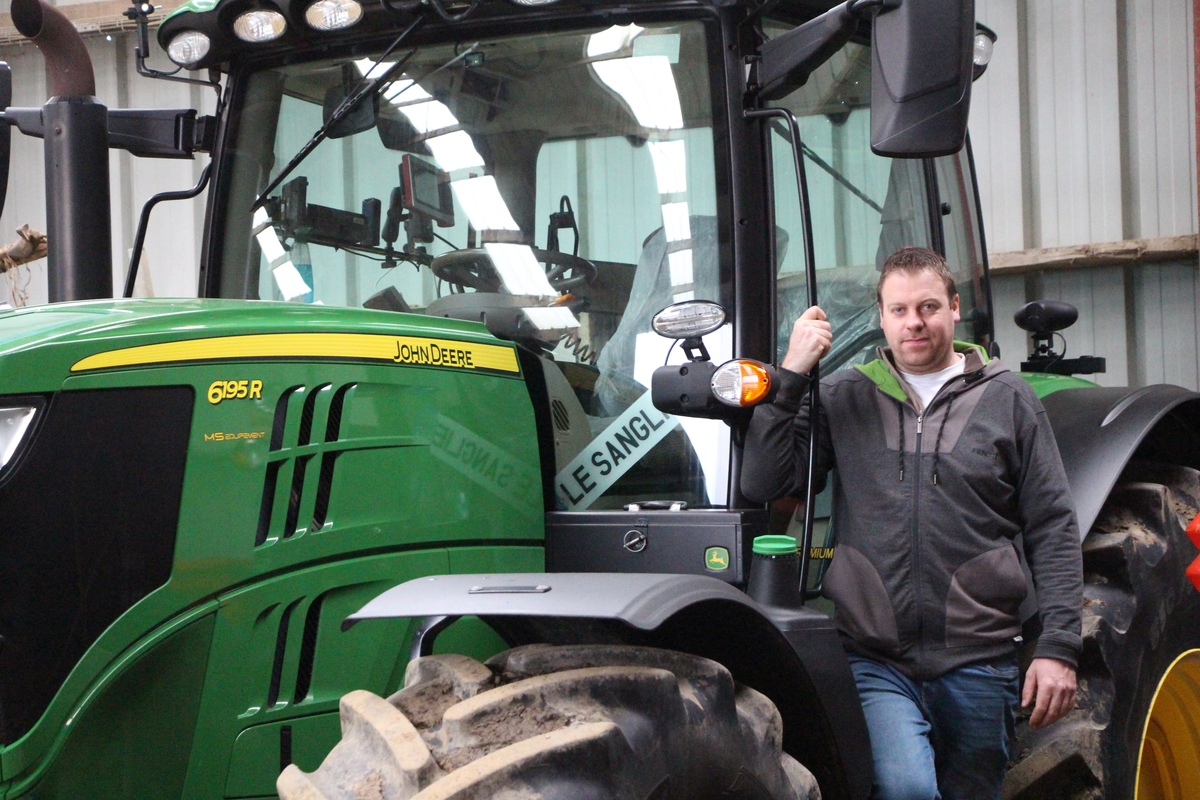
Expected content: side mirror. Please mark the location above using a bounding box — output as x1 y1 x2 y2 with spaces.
752 0 976 158
870 0 976 157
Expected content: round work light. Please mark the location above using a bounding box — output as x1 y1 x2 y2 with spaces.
233 9 287 42
974 31 994 67
305 0 363 31
166 30 211 66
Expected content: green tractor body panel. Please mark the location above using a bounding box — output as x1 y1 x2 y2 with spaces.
162 0 219 22
0 300 542 798
7 0 1197 794
1017 371 1100 398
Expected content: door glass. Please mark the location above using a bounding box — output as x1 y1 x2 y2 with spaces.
763 31 989 589
767 39 934 370
934 153 989 345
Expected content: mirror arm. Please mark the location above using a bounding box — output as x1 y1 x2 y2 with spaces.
5 106 215 158
753 0 894 102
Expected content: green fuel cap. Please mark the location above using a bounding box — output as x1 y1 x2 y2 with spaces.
752 535 799 556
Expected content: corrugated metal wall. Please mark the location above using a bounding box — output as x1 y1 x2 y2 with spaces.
972 0 1197 251
972 0 1199 389
0 28 212 305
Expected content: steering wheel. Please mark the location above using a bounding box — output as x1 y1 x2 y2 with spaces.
430 247 598 294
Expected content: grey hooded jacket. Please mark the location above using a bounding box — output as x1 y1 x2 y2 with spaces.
742 343 1083 680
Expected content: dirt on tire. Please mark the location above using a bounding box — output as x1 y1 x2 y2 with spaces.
278 644 821 800
1004 462 1200 800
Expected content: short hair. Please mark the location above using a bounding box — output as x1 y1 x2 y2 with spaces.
876 247 958 305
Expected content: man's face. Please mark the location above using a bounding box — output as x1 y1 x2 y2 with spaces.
878 269 961 375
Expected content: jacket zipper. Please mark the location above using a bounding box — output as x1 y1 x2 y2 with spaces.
912 407 924 654
909 377 958 658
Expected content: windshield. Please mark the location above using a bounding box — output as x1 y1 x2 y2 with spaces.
216 20 730 510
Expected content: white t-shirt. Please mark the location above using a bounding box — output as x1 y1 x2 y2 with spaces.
899 354 965 411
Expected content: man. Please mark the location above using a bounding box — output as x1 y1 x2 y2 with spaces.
742 247 1082 800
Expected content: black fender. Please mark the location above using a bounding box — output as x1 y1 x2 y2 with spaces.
346 572 872 800
1040 385 1200 537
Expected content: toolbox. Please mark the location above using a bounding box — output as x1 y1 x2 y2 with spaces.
545 508 769 586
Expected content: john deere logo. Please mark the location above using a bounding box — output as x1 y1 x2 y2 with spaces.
705 547 730 571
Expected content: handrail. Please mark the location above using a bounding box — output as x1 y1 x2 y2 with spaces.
745 106 820 602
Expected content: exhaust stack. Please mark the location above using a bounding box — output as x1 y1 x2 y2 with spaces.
11 0 111 302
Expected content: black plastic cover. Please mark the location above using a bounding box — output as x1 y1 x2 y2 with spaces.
1014 299 1078 334
0 387 193 744
870 0 975 157
652 360 727 418
1042 385 1200 537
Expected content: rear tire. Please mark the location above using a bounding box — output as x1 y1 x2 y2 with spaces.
1004 462 1200 800
278 644 820 800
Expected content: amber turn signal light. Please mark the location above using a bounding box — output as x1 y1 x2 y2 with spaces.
711 360 772 407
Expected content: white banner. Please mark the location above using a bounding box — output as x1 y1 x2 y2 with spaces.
554 390 680 510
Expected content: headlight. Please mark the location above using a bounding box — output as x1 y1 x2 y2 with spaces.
507 0 561 5
233 9 287 43
166 31 211 67
305 0 363 31
711 360 772 407
0 406 37 469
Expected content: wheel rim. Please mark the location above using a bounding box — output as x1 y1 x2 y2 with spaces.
1136 649 1200 800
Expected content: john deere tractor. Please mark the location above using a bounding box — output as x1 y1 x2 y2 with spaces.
0 0 1196 797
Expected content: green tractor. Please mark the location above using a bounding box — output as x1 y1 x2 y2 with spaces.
0 0 1196 797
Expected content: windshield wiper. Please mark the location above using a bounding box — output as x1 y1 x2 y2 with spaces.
251 16 431 211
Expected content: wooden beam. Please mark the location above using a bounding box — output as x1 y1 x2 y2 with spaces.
989 235 1200 274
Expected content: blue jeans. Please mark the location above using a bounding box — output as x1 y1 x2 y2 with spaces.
849 653 1019 800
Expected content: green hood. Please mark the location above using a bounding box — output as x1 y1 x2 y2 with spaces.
0 299 509 394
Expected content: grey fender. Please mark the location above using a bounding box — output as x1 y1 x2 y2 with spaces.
347 572 872 800
1040 385 1200 538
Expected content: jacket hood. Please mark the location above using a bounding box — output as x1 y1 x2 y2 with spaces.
855 341 1003 406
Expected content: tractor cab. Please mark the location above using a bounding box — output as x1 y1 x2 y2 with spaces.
200 2 993 526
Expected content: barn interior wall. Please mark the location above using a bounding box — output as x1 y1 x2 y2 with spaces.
974 0 1199 390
